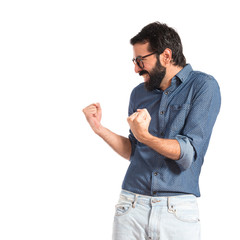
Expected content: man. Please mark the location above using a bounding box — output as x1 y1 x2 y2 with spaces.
82 22 221 240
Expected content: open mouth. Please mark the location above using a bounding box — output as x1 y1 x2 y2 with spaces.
142 73 150 82
139 70 150 82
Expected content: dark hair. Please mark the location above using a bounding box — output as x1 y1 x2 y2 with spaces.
130 22 186 67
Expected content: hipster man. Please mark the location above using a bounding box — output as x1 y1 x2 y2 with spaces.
83 22 221 240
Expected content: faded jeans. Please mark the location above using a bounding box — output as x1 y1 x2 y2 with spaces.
112 190 201 240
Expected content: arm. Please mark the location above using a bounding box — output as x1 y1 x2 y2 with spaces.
82 103 131 160
141 133 181 160
128 78 221 170
175 78 221 167
127 109 181 160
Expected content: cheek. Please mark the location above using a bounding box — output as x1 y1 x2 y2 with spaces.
144 62 157 74
143 63 152 71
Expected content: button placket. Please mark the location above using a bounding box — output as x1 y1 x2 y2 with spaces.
151 170 160 196
158 89 169 137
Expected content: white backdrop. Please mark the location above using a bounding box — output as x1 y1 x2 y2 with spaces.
0 0 239 239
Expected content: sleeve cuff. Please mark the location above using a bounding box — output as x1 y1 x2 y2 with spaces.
175 135 194 171
128 130 137 158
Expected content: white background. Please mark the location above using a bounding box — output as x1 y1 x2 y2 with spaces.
0 0 239 239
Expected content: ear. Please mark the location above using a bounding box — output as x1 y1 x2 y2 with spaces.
160 48 173 66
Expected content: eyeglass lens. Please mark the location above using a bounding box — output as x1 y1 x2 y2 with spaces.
136 57 144 69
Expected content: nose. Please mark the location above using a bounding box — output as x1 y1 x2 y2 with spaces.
134 63 142 73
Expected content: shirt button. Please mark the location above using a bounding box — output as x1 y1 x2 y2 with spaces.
164 91 169 95
160 111 164 115
153 191 157 195
154 172 158 176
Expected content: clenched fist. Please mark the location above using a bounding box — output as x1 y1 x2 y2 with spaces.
127 108 152 142
82 103 102 133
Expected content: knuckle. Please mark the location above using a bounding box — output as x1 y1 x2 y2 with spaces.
135 118 140 123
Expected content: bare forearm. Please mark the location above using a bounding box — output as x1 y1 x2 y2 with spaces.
127 108 181 160
141 133 181 160
95 125 132 160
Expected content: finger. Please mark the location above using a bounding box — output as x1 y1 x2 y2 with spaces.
127 112 138 122
83 106 97 113
137 108 151 120
83 103 96 111
137 108 148 114
83 106 97 116
135 109 147 120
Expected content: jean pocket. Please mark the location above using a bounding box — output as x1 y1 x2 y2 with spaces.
168 201 200 223
115 203 132 217
114 195 133 217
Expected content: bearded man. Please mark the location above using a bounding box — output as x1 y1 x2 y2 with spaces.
83 22 221 240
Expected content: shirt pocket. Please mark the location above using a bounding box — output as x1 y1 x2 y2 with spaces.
169 104 191 133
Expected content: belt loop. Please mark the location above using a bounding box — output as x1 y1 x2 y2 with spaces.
167 197 175 213
167 197 170 209
132 194 138 208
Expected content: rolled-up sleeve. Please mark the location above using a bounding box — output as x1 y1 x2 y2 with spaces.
175 135 195 170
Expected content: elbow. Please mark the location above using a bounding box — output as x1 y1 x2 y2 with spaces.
175 155 194 171
175 135 195 171
123 140 133 161
123 151 131 161
175 146 194 171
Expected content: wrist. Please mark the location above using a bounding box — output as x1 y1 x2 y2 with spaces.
138 131 153 144
93 124 105 136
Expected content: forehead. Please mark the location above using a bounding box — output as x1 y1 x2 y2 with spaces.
133 42 150 57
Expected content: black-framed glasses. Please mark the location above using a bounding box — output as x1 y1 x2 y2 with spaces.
132 51 158 69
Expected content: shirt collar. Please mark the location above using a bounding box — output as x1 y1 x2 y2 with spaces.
175 64 193 83
153 64 193 94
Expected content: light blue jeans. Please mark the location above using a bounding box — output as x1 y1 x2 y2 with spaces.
112 190 201 240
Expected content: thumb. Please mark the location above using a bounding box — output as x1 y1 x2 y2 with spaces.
94 102 100 108
95 103 101 112
95 102 102 120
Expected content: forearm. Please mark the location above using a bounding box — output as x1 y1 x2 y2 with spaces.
141 133 181 160
95 125 132 160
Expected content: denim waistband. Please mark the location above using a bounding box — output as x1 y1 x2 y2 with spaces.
120 189 197 208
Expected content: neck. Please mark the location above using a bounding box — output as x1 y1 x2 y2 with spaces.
160 65 183 91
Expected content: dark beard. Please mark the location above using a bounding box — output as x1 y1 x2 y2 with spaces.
140 58 166 91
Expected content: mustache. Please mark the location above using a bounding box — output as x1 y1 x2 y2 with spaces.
139 70 149 76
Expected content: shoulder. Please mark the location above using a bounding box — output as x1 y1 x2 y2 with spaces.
130 83 146 99
188 70 221 104
189 70 220 92
132 82 145 93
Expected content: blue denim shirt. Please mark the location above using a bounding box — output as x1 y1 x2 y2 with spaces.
122 64 221 197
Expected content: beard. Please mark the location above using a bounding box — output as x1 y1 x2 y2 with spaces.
139 58 166 91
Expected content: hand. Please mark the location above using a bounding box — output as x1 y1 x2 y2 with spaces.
82 103 102 133
127 108 151 142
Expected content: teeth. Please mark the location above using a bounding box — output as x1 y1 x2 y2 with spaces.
142 74 149 82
